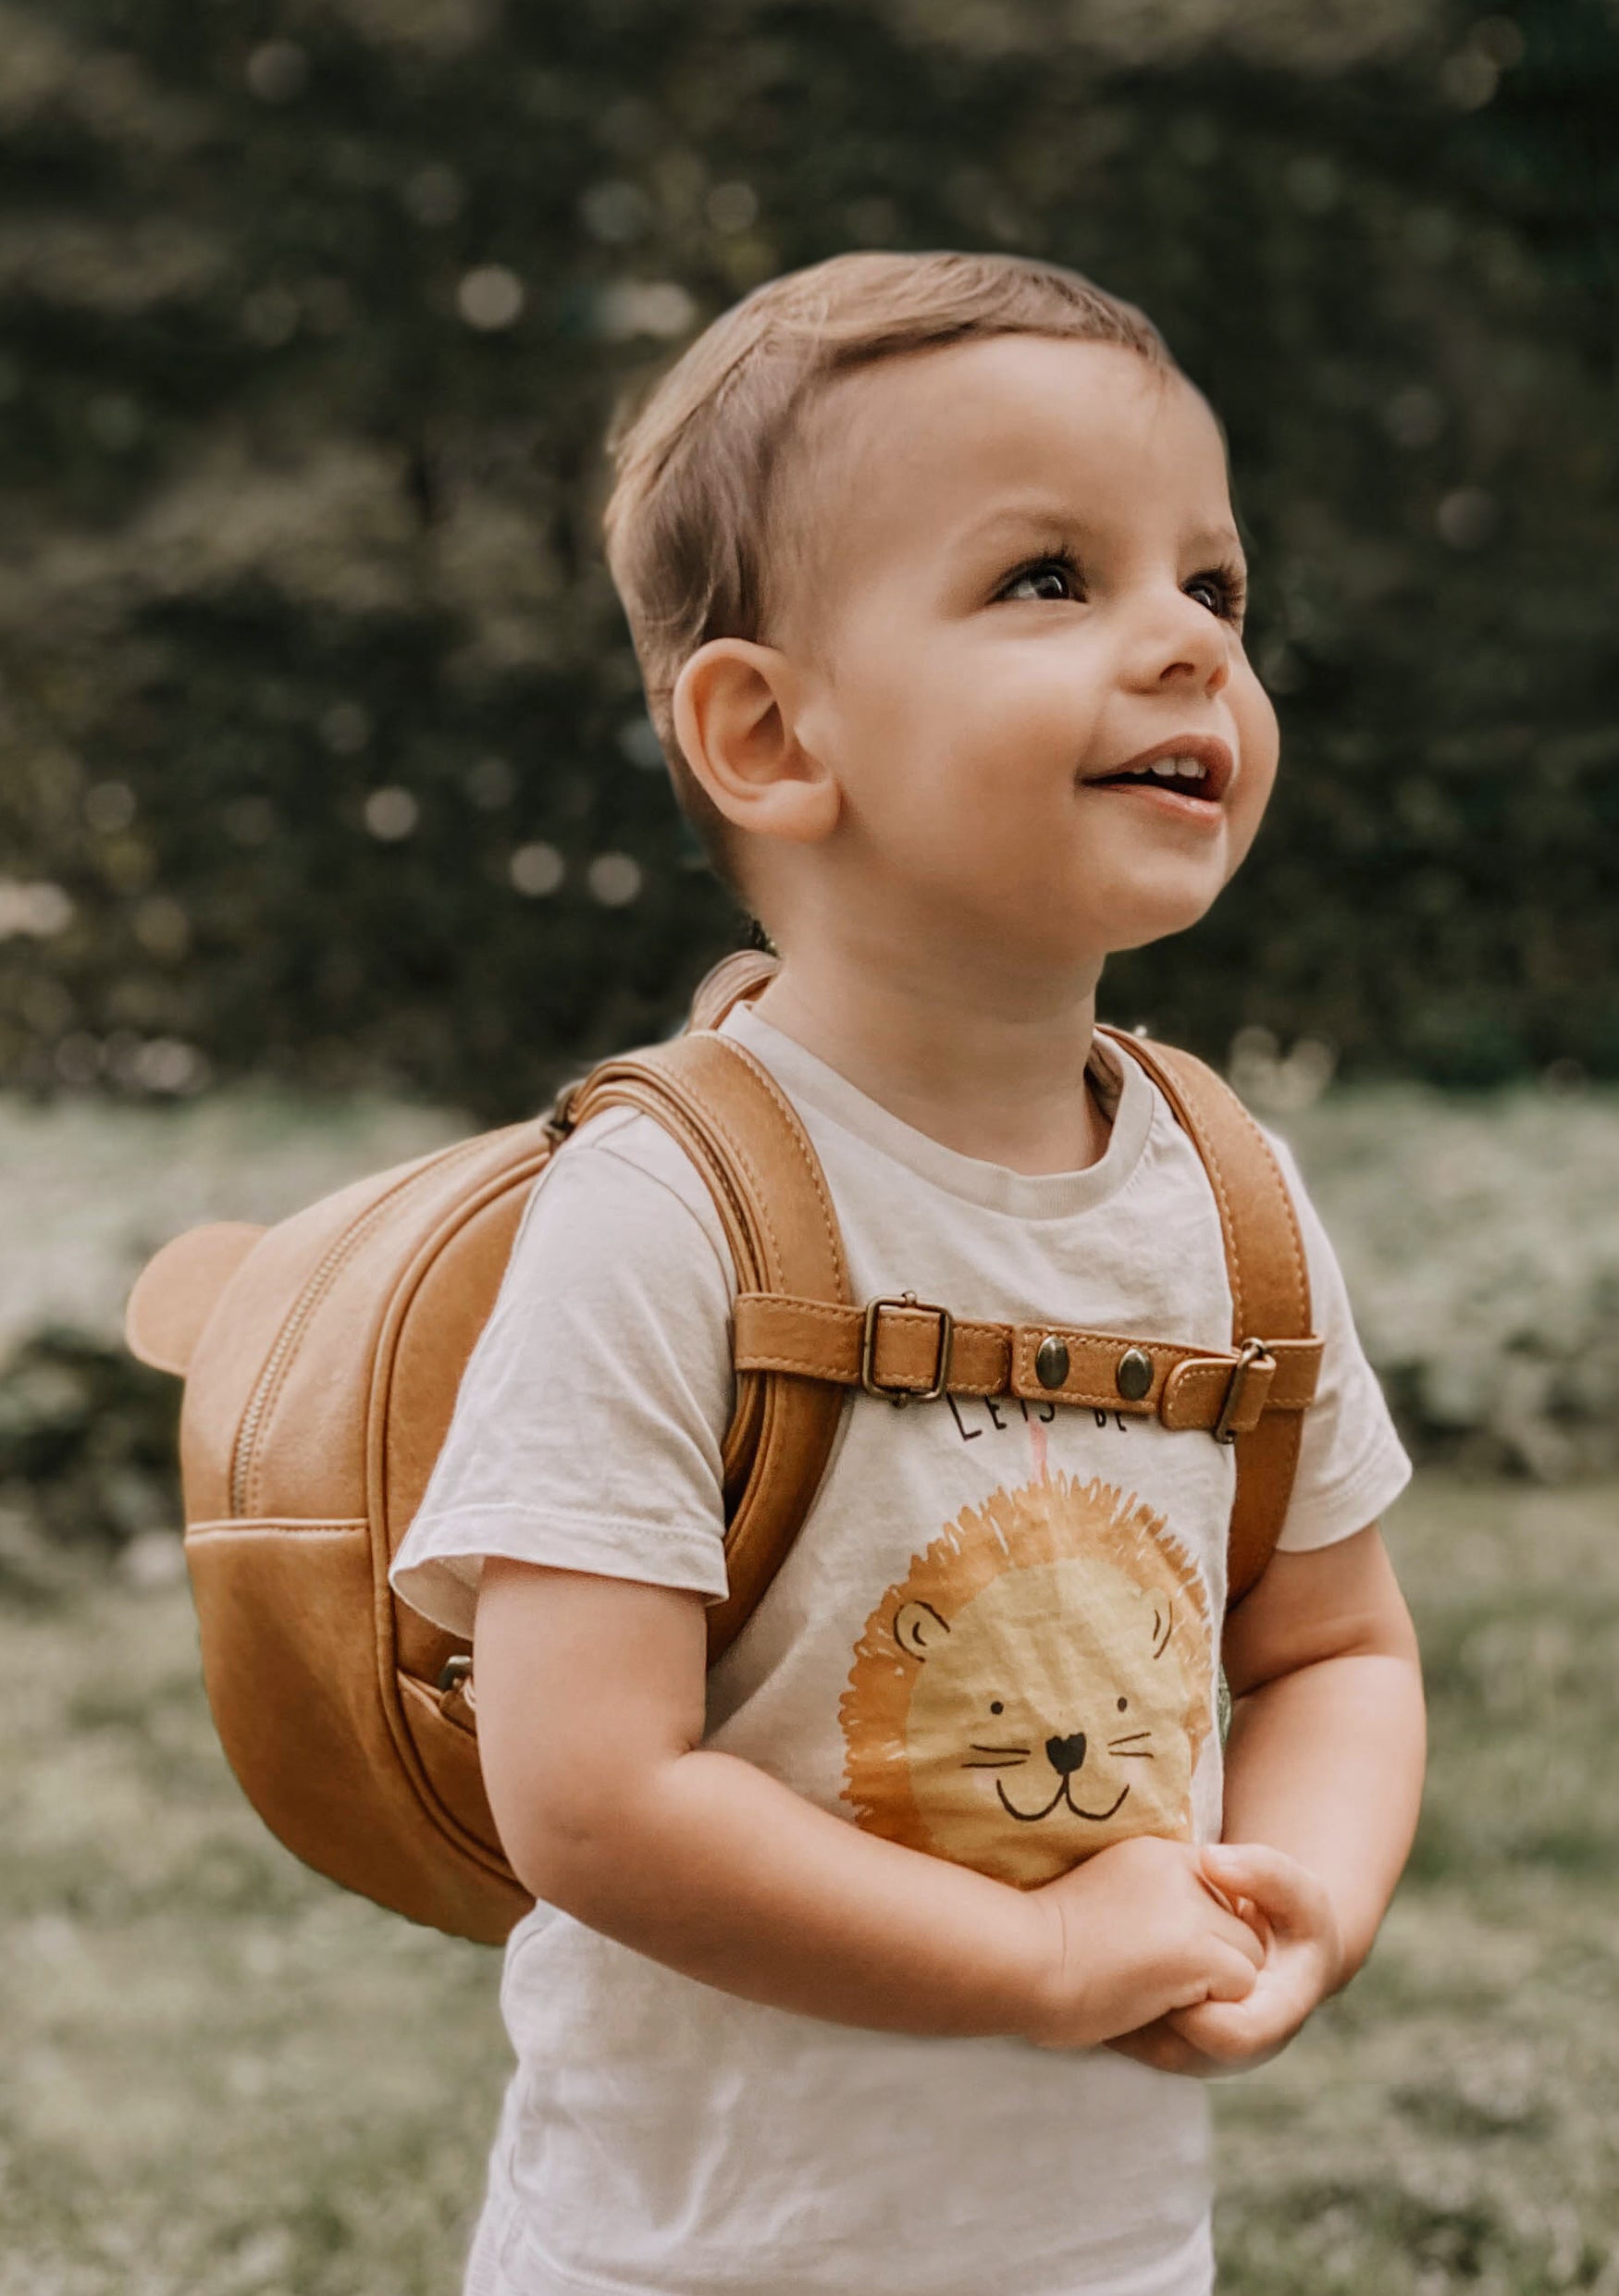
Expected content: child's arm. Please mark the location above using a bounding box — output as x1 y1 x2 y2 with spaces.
1110 1521 1426 2076
474 1557 1266 2051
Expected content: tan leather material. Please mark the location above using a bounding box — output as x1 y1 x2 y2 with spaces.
732 1293 1322 1431
370 1170 552 1692
186 1518 527 1943
396 1675 502 1851
686 947 780 1031
124 1221 267 1375
562 1034 853 1661
734 1292 1009 1394
1099 1031 1315 1604
373 1174 546 1555
1157 1339 1321 1432
174 1143 489 1525
223 1131 525 1525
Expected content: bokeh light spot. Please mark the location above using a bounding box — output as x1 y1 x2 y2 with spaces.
364 788 420 841
587 852 643 907
458 265 525 330
511 842 564 896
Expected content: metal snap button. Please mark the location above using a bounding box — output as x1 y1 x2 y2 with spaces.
1035 1335 1070 1390
1115 1346 1153 1402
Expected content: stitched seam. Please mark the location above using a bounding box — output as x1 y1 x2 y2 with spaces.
1246 1122 1311 1331
407 1502 723 1543
1169 1049 1312 1339
736 1295 847 1320
735 1297 867 1327
239 1130 493 1515
721 1046 845 1285
1114 1038 1254 1336
1289 1438 1413 1528
735 1352 859 1376
1164 1055 1247 1334
1117 1036 1313 1343
711 1041 844 1291
1018 1334 1210 1369
188 1519 365 1538
1168 1363 1270 1394
587 1135 738 1296
737 1297 1005 1341
977 1332 1217 1384
742 1297 1233 1364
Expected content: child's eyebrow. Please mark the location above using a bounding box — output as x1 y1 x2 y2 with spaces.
955 502 1245 562
955 500 1094 551
1183 522 1246 562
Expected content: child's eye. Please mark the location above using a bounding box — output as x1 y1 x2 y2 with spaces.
999 555 1081 605
1183 564 1248 624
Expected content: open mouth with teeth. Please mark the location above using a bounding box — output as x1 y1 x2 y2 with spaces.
1086 740 1230 808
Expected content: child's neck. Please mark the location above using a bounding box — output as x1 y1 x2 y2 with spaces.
748 949 1112 1178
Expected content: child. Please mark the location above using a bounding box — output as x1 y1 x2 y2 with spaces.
391 251 1426 2296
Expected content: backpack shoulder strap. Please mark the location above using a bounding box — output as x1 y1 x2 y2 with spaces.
1097 1028 1314 1608
556 1026 851 1664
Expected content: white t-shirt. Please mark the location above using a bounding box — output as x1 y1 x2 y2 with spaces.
392 1006 1411 2296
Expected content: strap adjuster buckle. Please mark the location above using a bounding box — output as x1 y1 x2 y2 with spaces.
1212 1338 1274 1444
860 1290 955 1407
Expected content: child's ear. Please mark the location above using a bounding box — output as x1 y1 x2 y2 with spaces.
673 639 839 847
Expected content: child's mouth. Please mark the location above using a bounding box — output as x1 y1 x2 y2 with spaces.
1084 734 1232 812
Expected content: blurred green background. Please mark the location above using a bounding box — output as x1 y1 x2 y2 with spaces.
2 0 1616 1116
5 2 1619 2291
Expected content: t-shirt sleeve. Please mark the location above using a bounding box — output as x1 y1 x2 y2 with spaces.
1267 1130 1413 1553
389 1112 735 1640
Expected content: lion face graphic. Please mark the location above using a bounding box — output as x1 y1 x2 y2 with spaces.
840 1475 1213 1888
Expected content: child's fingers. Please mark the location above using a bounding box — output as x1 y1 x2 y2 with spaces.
1168 1946 1326 2067
1106 2022 1211 2078
1199 1881 1268 1965
1203 1933 1264 2003
1200 1843 1335 1948
1168 1992 1271 2058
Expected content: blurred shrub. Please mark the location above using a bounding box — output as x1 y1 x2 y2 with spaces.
0 1329 179 1582
1288 1080 1619 1478
1 0 1616 1117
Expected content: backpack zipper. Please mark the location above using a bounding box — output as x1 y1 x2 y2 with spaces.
227 1133 504 1518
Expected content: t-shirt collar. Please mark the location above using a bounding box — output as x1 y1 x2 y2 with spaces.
718 1002 1154 1223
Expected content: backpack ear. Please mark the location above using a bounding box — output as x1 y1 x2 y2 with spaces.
125 1221 266 1375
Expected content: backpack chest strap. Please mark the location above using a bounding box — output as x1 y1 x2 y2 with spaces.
733 1291 1321 1439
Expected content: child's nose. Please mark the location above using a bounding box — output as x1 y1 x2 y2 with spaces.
1126 592 1230 697
1044 1732 1088 1775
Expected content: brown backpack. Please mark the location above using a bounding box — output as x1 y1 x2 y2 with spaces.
126 952 1321 1946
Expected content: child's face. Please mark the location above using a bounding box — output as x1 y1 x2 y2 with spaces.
785 333 1279 972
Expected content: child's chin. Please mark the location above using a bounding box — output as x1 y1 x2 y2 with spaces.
1091 878 1230 956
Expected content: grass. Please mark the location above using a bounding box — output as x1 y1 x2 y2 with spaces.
5 1477 1619 2292
0 1088 462 1359
0 1554 501 2296
1213 1475 1619 2294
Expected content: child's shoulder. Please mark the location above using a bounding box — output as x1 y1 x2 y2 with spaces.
528 1102 733 1282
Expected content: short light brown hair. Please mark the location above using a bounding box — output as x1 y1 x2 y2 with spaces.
602 250 1172 895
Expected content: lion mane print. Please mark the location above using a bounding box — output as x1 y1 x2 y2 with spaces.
839 1473 1213 1888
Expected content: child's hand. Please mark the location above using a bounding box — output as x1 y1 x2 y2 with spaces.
1023 1834 1266 2053
1106 1841 1342 2078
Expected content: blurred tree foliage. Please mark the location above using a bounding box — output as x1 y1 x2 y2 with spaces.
0 0 1614 1117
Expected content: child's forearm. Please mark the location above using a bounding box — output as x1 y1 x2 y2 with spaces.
522 1738 1057 2038
1221 1643 1425 1981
